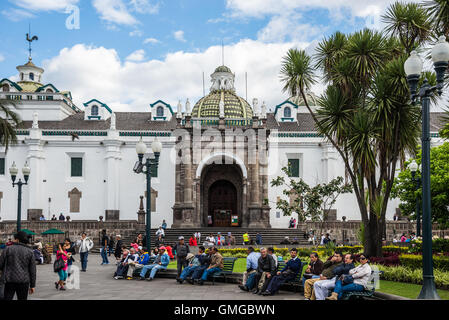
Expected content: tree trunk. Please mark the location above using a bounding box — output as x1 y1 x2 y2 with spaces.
364 214 383 257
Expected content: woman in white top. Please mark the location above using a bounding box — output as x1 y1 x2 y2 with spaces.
326 254 372 300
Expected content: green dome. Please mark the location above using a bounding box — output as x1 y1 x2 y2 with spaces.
191 90 253 119
214 65 232 73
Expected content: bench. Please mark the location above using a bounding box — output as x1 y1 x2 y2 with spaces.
211 257 238 285
339 270 383 300
276 260 304 293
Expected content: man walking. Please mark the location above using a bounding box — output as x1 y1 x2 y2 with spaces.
76 232 94 272
0 231 36 300
100 229 109 265
173 236 190 278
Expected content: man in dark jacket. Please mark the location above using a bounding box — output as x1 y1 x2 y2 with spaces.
173 236 190 278
261 248 302 296
252 247 276 294
301 252 324 286
114 235 123 261
314 253 355 300
0 231 36 300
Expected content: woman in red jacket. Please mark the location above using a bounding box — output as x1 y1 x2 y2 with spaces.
189 235 198 247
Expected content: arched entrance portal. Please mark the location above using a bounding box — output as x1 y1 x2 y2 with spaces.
208 180 237 227
200 164 243 227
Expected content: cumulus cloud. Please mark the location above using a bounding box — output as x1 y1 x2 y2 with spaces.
173 30 186 42
8 0 79 11
0 54 5 62
41 40 323 114
129 29 143 37
143 37 160 44
1 8 35 21
125 49 146 61
129 0 159 14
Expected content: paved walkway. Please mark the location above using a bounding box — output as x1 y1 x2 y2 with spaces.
30 254 303 300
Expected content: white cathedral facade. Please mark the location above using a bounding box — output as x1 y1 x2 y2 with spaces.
0 58 445 228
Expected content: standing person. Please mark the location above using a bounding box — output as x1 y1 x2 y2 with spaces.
256 233 262 245
114 235 123 262
242 232 250 245
194 231 201 244
55 242 71 291
64 238 76 275
100 229 109 265
161 220 167 230
189 234 198 247
108 234 115 256
173 236 190 278
58 213 65 221
51 214 57 221
0 231 36 300
76 233 94 272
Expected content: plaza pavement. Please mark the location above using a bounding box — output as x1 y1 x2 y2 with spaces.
30 254 304 300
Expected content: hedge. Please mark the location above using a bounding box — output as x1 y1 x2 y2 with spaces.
409 239 449 254
399 254 449 272
217 247 290 256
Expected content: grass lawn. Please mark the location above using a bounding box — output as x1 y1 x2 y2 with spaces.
378 280 449 300
168 258 449 299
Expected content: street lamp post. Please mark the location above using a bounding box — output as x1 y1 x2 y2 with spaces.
134 137 162 252
408 160 421 237
404 35 449 300
9 161 31 233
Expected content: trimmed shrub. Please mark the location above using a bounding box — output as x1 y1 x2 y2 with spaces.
399 254 449 272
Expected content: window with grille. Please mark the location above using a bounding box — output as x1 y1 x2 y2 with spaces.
71 157 83 177
284 107 291 118
156 106 164 117
287 158 300 177
91 105 99 116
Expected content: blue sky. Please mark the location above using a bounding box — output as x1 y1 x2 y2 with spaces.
0 0 416 112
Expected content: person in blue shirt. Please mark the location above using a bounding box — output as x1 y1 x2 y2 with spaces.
139 247 170 281
177 246 208 284
256 233 262 245
125 246 150 279
261 248 302 296
239 247 261 291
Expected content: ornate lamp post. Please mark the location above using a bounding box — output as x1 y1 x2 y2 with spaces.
134 137 162 251
9 161 31 233
404 35 449 300
408 160 421 237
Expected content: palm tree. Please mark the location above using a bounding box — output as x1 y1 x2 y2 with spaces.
0 100 20 151
425 0 449 38
279 2 432 256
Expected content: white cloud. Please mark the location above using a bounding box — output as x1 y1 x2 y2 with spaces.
0 54 5 62
8 0 79 11
125 49 146 61
92 0 139 26
41 40 323 114
1 8 35 21
129 0 159 14
173 30 186 42
129 29 143 37
143 37 160 44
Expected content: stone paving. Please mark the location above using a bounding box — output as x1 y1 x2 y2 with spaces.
30 254 303 300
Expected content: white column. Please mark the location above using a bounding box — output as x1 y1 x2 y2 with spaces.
26 127 45 212
104 131 121 212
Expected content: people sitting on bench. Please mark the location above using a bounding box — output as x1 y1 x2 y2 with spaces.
139 246 170 281
198 247 223 285
326 254 372 300
239 247 260 292
177 246 208 284
114 247 139 279
189 248 211 283
252 247 277 295
301 252 324 286
261 248 302 296
126 246 150 280
303 252 343 300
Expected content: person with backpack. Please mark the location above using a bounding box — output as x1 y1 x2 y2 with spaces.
173 236 190 278
0 231 36 300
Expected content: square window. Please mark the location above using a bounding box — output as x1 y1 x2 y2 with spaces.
287 158 300 177
71 157 83 177
0 158 4 175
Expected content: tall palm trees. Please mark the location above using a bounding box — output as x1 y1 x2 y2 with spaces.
279 1 432 257
0 100 20 151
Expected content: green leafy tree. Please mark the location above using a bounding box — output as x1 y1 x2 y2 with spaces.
279 1 433 257
271 167 352 228
392 142 449 228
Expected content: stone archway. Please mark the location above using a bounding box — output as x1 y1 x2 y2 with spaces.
208 180 237 227
200 164 243 227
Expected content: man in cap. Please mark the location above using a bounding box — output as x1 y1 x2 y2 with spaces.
126 246 150 279
173 236 190 278
139 246 170 281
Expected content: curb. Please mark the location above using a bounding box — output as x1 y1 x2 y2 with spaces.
374 291 410 300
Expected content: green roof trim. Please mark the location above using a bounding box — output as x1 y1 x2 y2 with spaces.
0 78 23 91
83 99 112 114
150 100 174 115
35 83 60 93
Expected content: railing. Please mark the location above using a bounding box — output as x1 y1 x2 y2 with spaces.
185 118 254 127
0 92 80 112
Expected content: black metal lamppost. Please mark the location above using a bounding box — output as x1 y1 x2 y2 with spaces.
404 35 449 300
134 136 162 252
408 160 421 237
9 161 31 233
